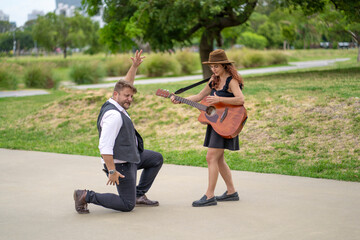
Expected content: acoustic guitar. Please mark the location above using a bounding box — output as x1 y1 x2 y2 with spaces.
156 89 248 139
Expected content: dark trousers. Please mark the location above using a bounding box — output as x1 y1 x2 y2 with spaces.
86 149 163 212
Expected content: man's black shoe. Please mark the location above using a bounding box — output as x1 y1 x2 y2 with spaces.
192 195 217 207
215 191 239 202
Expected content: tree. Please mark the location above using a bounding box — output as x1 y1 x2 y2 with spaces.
32 12 100 58
83 0 258 78
0 29 33 54
285 0 360 61
0 21 13 33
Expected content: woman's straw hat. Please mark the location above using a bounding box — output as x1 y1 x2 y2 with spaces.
202 49 234 65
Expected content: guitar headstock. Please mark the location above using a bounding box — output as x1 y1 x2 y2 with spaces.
156 89 171 98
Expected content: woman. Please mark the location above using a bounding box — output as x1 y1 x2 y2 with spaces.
171 49 245 207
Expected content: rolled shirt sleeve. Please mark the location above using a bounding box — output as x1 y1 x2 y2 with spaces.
98 110 123 155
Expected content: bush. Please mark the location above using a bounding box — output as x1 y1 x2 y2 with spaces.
24 65 56 89
105 54 132 77
239 32 268 50
242 50 267 68
226 49 245 69
142 53 181 77
174 50 200 74
70 62 105 84
266 51 288 65
0 67 18 90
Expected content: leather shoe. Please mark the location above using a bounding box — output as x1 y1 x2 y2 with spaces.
215 191 239 202
192 195 217 207
73 189 90 214
136 195 159 207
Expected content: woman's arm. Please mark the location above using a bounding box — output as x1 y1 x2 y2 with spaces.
206 79 244 106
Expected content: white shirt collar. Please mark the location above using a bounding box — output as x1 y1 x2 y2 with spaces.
108 98 130 118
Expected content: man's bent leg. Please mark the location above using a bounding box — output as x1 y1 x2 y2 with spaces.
86 163 137 212
136 149 163 197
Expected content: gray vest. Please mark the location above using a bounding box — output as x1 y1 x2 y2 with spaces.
97 101 143 164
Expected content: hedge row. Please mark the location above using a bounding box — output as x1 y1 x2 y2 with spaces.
1 49 288 89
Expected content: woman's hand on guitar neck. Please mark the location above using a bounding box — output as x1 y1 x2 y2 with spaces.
170 95 181 104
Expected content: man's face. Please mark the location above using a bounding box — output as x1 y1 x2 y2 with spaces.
113 87 134 110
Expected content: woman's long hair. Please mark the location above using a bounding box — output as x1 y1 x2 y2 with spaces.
210 63 244 90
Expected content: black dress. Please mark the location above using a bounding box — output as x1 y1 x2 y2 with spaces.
203 76 241 151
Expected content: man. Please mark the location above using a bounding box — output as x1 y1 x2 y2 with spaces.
74 50 163 213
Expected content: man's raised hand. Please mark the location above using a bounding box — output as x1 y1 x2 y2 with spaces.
131 49 146 68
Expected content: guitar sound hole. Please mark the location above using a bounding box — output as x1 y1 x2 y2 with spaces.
206 106 216 116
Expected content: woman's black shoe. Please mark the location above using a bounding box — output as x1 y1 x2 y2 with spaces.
192 195 217 207
215 191 239 202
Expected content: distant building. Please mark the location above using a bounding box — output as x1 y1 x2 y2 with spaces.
55 0 104 27
55 0 82 8
27 10 45 22
0 10 10 21
55 3 77 17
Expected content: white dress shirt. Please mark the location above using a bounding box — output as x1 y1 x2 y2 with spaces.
99 98 131 164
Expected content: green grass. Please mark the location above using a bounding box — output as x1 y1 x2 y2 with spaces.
1 59 359 182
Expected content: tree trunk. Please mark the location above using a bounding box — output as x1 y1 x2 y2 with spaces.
63 44 67 59
200 31 215 79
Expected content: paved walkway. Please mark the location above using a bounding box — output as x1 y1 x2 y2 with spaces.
0 148 359 240
0 58 350 97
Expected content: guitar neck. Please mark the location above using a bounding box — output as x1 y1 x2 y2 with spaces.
171 94 207 111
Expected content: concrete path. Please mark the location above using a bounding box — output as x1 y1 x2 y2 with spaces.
0 148 359 240
0 89 49 98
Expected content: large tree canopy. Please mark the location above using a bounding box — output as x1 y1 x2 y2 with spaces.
83 0 258 78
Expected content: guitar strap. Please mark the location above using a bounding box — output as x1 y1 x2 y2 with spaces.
174 77 210 94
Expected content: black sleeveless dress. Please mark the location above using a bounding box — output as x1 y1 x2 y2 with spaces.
203 76 240 151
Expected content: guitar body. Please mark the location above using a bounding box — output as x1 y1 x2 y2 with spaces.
198 97 248 139
155 89 248 139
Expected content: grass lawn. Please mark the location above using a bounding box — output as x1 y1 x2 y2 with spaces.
1 58 359 182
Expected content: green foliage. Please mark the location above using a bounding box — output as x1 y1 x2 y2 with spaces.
258 21 283 48
104 54 132 76
70 62 105 84
32 12 101 58
238 32 268 49
142 53 181 77
266 51 288 65
242 50 267 67
24 65 57 89
0 66 18 90
174 50 200 74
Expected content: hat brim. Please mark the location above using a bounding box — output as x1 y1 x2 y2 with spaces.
202 60 235 65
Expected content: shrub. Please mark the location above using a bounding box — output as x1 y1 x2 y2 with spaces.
142 53 181 77
266 51 288 65
174 50 200 74
238 32 268 50
105 54 132 77
70 62 105 84
0 67 18 90
242 50 266 68
24 65 56 89
226 49 245 69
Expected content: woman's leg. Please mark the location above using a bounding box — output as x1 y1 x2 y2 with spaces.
205 148 225 199
218 154 236 194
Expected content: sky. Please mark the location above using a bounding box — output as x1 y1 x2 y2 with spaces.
1 0 56 27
